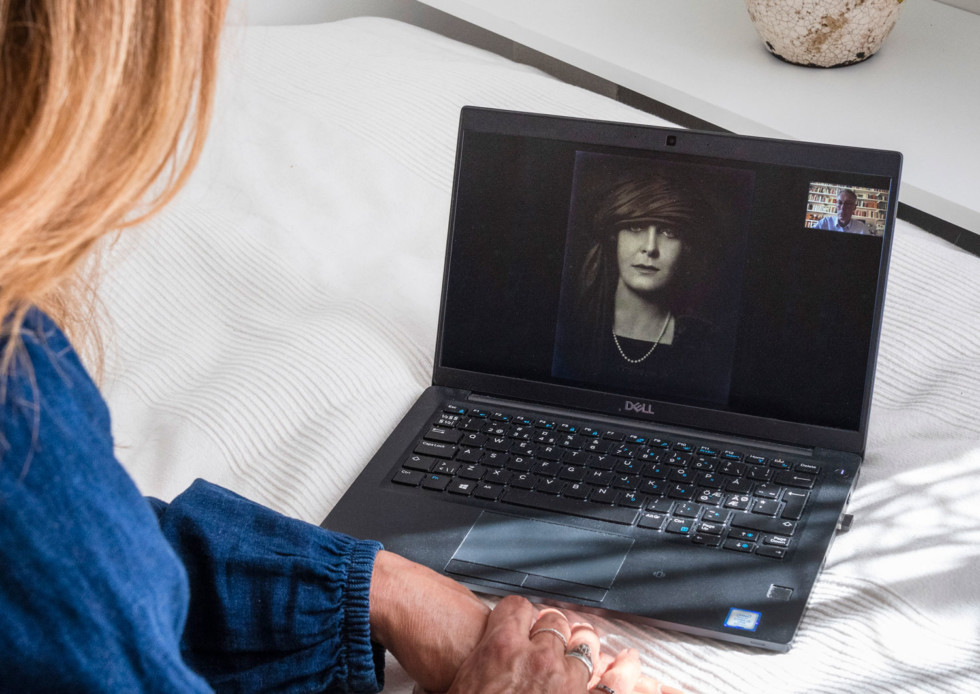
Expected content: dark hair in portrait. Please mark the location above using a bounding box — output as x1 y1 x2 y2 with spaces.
552 153 754 407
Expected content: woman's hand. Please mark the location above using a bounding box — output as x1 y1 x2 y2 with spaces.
369 550 491 692
446 595 679 694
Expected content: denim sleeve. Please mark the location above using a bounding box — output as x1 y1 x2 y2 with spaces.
152 480 385 694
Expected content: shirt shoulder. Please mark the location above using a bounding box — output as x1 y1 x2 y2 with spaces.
0 309 208 691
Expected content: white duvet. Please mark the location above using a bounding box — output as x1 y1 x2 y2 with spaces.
100 18 980 693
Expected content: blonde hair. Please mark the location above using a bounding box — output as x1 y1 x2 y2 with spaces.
0 0 227 376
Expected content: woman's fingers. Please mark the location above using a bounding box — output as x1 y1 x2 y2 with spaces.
528 607 572 652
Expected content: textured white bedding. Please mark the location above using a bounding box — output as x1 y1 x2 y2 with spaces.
100 17 980 693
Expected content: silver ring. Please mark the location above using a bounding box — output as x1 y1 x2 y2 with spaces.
564 643 594 677
595 685 616 694
530 627 569 648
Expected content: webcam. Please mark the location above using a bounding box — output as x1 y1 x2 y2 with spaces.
666 135 677 146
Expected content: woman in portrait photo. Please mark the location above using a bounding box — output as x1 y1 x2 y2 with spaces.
554 161 750 406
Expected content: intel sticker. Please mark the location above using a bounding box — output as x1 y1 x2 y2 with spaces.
725 608 761 632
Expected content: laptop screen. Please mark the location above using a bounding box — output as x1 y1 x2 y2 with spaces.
436 108 901 453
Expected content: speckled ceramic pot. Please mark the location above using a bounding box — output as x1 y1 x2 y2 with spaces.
744 0 905 67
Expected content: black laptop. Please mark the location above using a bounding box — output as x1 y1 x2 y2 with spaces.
323 106 901 652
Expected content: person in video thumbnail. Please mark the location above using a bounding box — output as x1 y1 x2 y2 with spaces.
815 189 873 235
554 170 735 405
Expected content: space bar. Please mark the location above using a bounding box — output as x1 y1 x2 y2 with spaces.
500 489 638 526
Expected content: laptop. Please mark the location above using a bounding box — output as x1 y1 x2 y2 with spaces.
323 106 901 652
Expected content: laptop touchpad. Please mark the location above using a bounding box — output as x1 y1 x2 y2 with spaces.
445 512 633 602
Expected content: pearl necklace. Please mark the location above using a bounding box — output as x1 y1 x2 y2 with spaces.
612 312 672 364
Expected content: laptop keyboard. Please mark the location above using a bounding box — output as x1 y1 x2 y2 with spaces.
391 403 819 560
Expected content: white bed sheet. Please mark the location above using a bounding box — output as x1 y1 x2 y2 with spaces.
100 17 980 693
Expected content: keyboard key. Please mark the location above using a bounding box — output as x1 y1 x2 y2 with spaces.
730 512 797 536
647 498 674 513
751 498 781 516
474 482 504 500
426 427 462 444
506 456 533 472
693 533 722 547
774 471 816 489
459 432 487 447
617 491 643 508
414 440 457 459
614 459 641 475
434 461 459 475
558 465 586 482
666 518 694 535
696 472 723 488
724 539 755 553
510 473 536 490
537 445 564 461
701 508 730 523
641 463 668 479
500 489 638 525
781 490 809 520
695 490 724 506
421 474 452 491
724 494 751 510
392 469 424 486
564 482 591 500
585 469 614 486
668 484 695 500
511 441 537 457
673 502 701 519
753 483 781 499
668 468 693 483
456 448 484 463
485 468 512 485
457 463 486 480
448 479 477 495
725 477 753 494
587 454 616 471
638 512 667 530
535 477 565 495
589 487 617 504
403 454 437 472
697 521 725 535
612 475 637 490
532 460 560 477
640 479 667 496
747 465 772 481
756 545 786 559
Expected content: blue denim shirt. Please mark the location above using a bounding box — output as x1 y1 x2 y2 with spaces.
0 310 384 692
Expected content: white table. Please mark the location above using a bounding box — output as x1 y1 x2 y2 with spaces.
417 0 980 251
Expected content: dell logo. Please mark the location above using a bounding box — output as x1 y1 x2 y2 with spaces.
624 400 656 416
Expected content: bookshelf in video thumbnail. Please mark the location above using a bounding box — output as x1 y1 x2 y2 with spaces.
805 182 888 236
